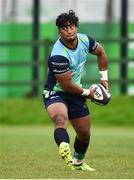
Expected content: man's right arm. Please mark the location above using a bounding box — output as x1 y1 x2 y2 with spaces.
49 55 95 98
55 70 83 94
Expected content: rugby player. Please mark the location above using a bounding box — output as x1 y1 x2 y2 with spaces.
43 10 109 170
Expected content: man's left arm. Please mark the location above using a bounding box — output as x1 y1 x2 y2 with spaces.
92 43 109 92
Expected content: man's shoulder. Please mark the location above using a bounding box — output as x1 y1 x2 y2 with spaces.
77 33 95 42
77 33 89 41
51 39 67 57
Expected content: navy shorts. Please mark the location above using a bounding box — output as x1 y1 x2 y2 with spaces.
43 91 90 119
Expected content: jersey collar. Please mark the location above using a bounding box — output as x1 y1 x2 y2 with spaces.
59 37 78 50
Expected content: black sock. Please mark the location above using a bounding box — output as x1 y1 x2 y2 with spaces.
54 128 70 146
74 136 90 160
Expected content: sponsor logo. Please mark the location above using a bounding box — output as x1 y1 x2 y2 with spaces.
53 69 68 73
50 95 60 99
52 62 68 66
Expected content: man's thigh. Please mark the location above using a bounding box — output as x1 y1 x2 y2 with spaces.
43 92 69 123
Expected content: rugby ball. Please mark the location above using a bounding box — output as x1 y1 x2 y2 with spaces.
90 83 111 105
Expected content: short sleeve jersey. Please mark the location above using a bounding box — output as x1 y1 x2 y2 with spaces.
44 33 98 92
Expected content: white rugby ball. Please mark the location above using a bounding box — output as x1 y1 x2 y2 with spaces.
90 83 111 105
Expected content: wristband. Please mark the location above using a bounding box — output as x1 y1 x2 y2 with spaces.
99 70 108 81
82 88 90 96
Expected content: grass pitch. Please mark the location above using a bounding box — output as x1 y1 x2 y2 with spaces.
0 125 134 179
0 95 134 126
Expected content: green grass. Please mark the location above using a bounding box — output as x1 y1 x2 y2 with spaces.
0 125 134 179
0 95 134 126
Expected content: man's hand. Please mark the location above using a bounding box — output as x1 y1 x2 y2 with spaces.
87 86 97 99
100 80 109 92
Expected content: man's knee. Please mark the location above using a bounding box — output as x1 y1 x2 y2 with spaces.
51 114 68 128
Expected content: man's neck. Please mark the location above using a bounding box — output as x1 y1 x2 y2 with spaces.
60 37 78 49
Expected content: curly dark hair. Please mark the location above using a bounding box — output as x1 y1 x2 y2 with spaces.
56 10 79 28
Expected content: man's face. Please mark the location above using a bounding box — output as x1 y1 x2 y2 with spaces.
59 23 77 43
